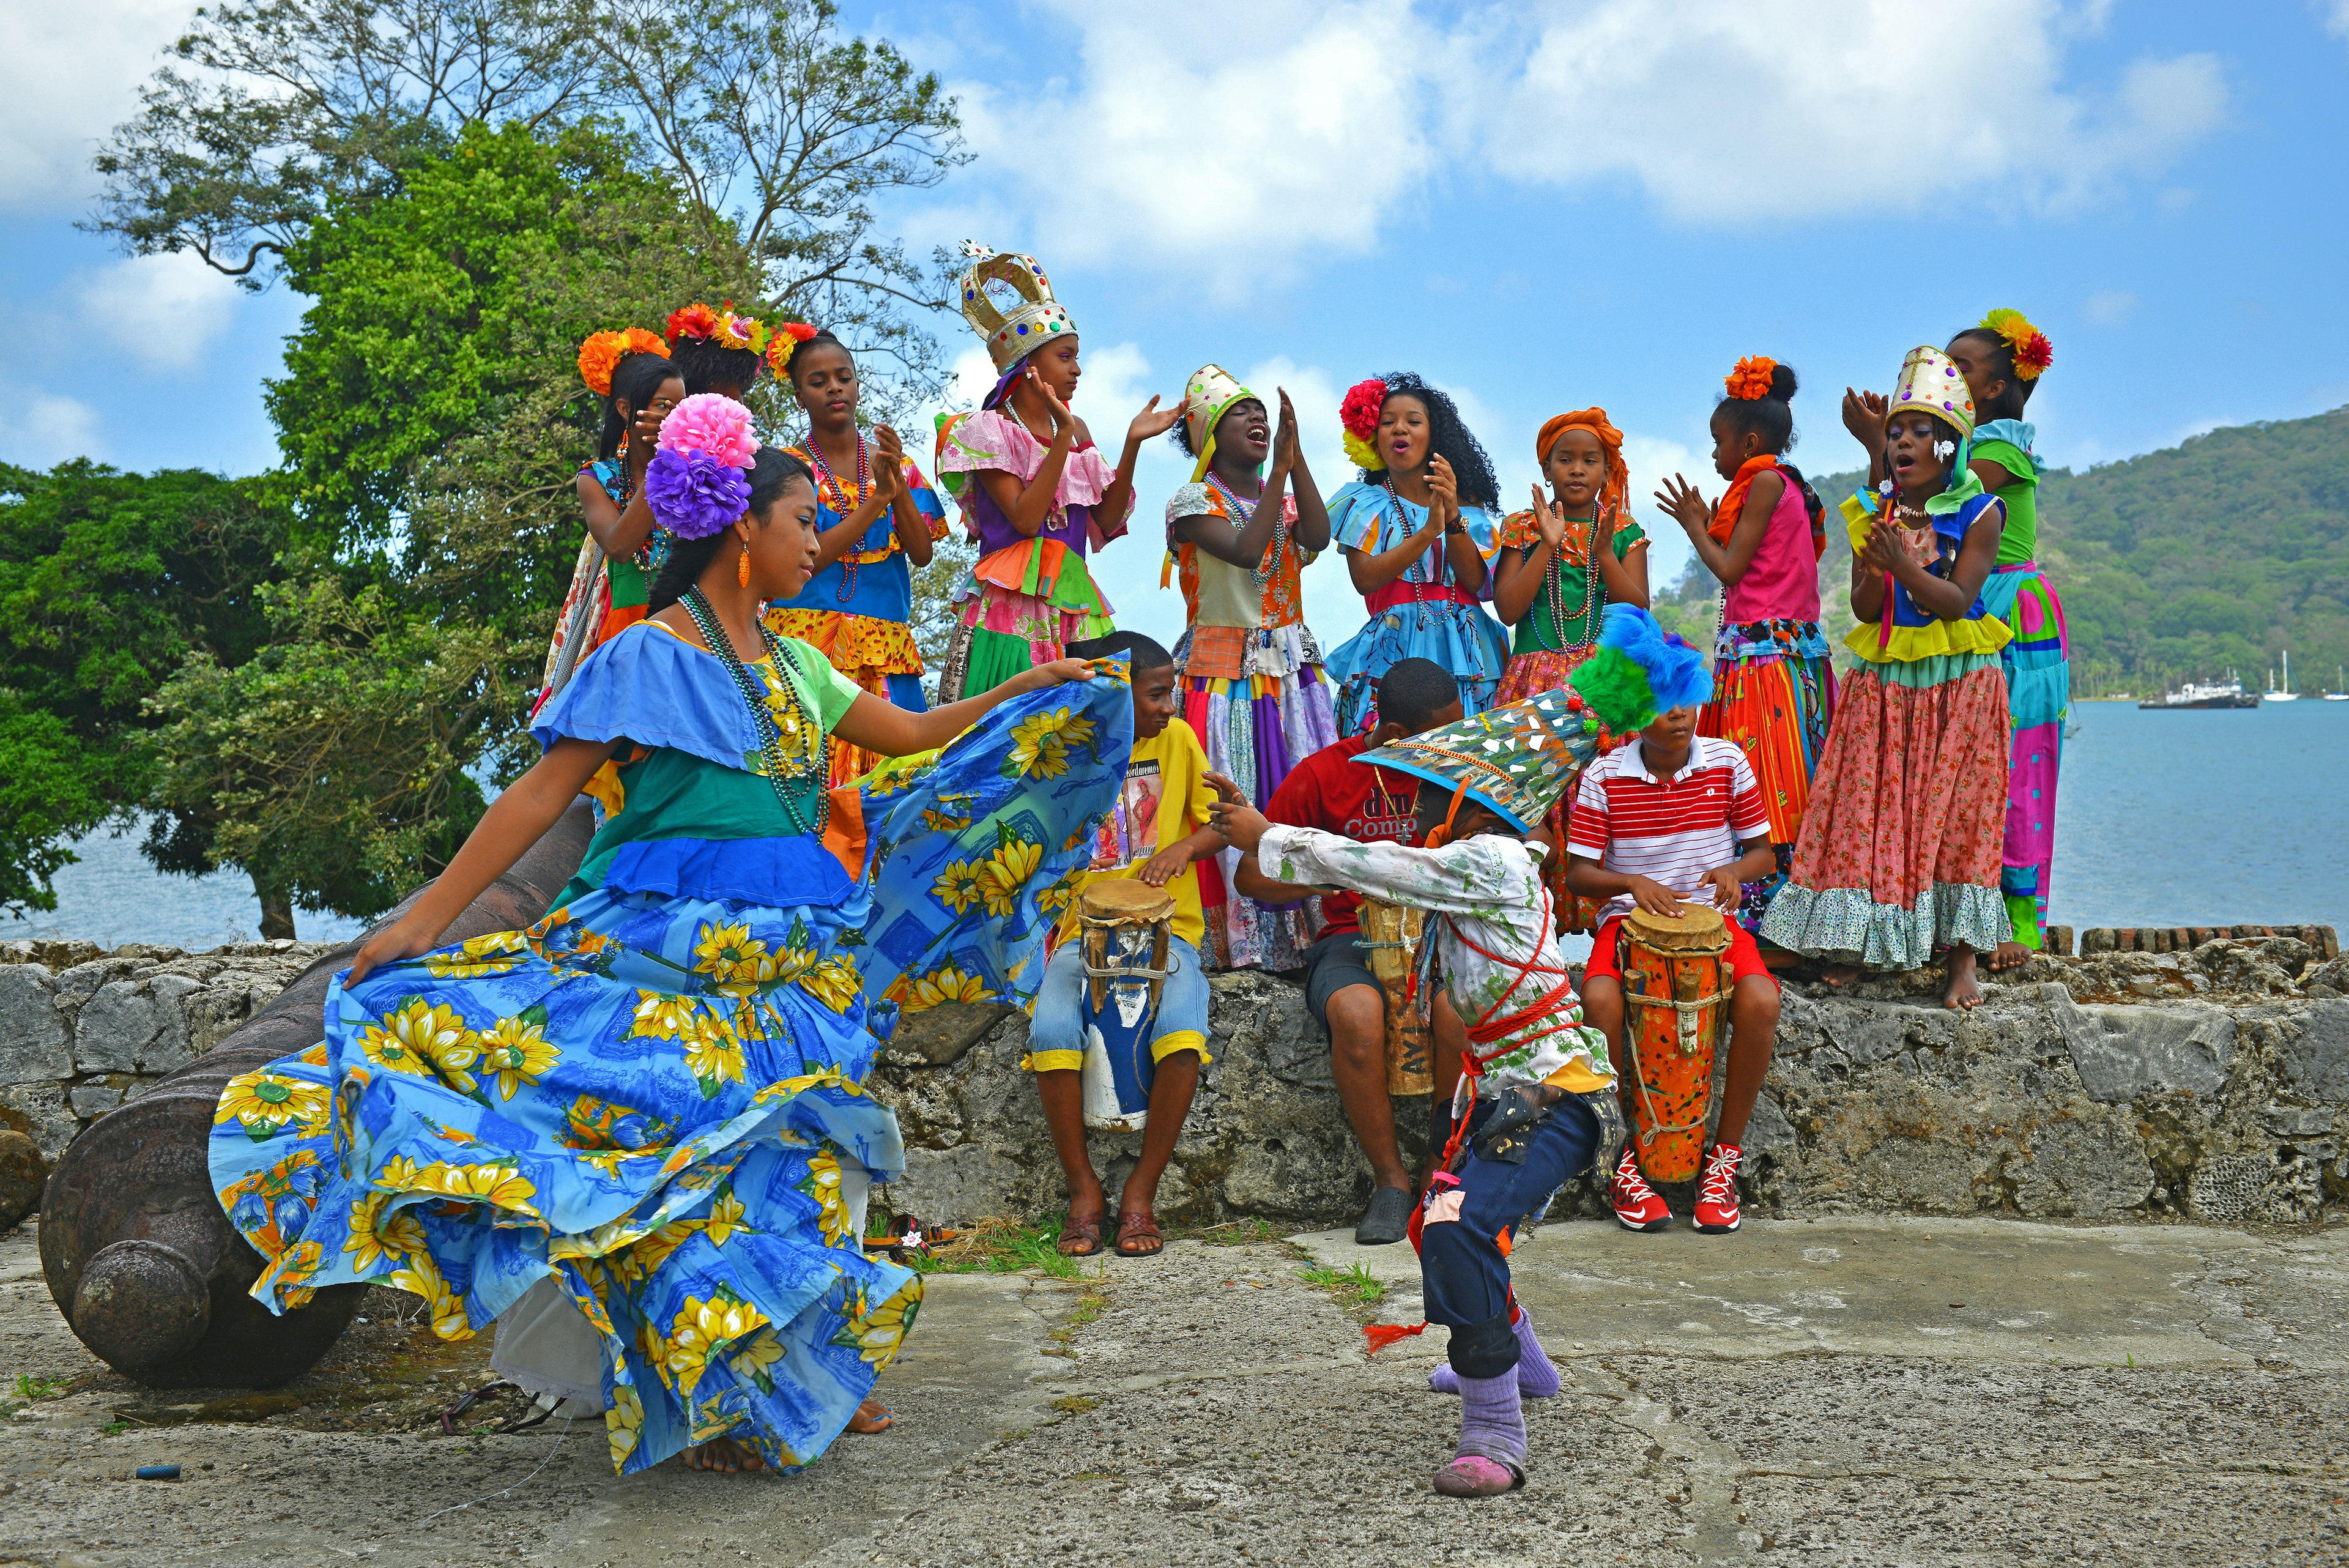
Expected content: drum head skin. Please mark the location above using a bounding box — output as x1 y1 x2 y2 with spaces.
1624 902 1729 951
1081 879 1178 925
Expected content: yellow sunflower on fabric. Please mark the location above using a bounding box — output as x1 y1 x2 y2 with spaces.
831 1276 924 1369
692 921 774 995
357 997 478 1081
215 1067 330 1136
907 964 991 1011
1003 707 1096 780
929 858 989 915
606 1381 645 1469
799 1152 851 1248
978 839 1044 918
480 1013 558 1099
426 929 530 979
389 1249 473 1338
630 990 700 1041
417 1159 541 1216
729 1328 786 1394
795 955 861 1014
700 1187 752 1247
662 1289 771 1397
341 1191 426 1273
683 1017 748 1094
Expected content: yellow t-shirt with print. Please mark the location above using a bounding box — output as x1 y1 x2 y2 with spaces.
1060 719 1217 949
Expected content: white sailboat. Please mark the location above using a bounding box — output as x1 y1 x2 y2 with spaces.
2266 650 2302 702
2328 665 2349 702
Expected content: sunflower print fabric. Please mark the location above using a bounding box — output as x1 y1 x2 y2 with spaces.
209 637 1132 1477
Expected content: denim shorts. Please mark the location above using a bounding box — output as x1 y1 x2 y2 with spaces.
1020 935 1212 1072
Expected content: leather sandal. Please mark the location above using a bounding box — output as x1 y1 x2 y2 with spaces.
1114 1211 1163 1257
1056 1213 1104 1257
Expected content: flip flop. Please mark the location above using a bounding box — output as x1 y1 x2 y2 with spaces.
1115 1211 1163 1257
1057 1213 1104 1257
1433 1455 1526 1497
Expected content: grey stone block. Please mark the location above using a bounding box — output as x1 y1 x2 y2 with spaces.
72 973 202 1074
68 1082 124 1119
0 1083 78 1161
888 1142 1028 1227
2056 999 2234 1102
2276 1000 2349 1101
880 1001 1015 1068
2015 1115 2156 1217
0 965 70 1086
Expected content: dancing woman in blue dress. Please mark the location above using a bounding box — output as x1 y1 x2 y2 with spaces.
209 400 1127 1477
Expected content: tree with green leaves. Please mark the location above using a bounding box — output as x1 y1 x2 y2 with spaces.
0 463 288 918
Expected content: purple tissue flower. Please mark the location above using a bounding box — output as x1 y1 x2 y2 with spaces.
645 448 751 540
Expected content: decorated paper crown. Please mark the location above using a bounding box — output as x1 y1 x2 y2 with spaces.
1340 376 1389 472
1183 363 1256 481
644 393 759 540
577 327 669 396
766 321 820 376
1891 344 1976 437
666 302 774 357
1980 308 2053 381
958 242 1076 371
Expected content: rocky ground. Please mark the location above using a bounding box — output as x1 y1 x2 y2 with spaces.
3 1209 2345 1566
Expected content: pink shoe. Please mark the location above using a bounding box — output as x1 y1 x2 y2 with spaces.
1609 1146 1672 1232
1694 1142 1743 1233
1433 1455 1524 1496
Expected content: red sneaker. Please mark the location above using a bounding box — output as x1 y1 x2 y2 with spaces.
1694 1143 1743 1233
1609 1146 1672 1232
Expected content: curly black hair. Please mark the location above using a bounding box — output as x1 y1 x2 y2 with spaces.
597 351 685 461
647 448 815 613
1712 360 1799 455
1355 373 1499 508
1948 328 2036 420
669 338 766 398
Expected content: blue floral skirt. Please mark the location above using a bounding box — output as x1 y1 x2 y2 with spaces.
210 672 1133 1475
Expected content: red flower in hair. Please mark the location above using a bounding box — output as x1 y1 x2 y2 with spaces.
2014 330 2053 378
666 302 720 343
1338 377 1387 440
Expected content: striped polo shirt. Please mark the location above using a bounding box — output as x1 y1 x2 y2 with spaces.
1565 737 1772 925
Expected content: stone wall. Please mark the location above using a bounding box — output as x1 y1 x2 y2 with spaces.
0 940 333 1165
4 935 2343 1234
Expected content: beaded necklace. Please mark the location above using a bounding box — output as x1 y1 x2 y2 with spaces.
804 433 875 605
1542 507 1603 652
680 588 830 836
1204 472 1290 590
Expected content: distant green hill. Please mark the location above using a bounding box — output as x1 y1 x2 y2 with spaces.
1653 406 2349 697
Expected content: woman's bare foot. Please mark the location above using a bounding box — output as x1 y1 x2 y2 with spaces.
1989 940 2033 972
848 1397 893 1434
683 1436 765 1473
1820 962 1862 989
1943 948 1984 1010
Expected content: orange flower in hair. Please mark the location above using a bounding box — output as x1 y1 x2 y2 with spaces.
767 321 820 375
1981 308 2052 381
577 329 671 395
1724 355 1778 401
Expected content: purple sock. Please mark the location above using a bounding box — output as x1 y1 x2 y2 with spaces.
1426 1310 1561 1398
1454 1370 1527 1472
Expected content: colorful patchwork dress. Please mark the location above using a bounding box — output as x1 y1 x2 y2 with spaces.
764 444 949 787
1165 477 1339 970
1970 419 2068 951
1491 507 1647 931
1694 464 1837 932
932 409 1130 700
1323 480 1508 734
1761 489 2013 966
534 458 676 716
210 621 1130 1477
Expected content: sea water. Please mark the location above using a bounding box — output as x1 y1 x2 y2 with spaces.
6 702 2345 951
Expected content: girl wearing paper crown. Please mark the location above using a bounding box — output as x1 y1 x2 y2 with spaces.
1490 406 1652 931
1764 347 2013 1009
1322 373 1511 735
208 390 1132 1482
534 330 685 715
1163 365 1338 970
763 324 951 788
931 245 1187 699
1846 314 2065 967
1207 609 1731 1496
1653 357 1835 935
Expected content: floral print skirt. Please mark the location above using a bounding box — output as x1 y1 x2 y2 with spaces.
1761 653 2012 967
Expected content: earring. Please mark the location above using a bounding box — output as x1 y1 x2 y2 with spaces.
737 544 751 587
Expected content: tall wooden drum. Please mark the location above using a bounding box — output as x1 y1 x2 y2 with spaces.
1078 880 1178 1132
1619 903 1734 1182
1358 896 1433 1096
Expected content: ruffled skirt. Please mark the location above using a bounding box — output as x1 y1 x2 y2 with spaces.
1980 563 2070 949
1326 599 1508 735
1761 653 2013 967
1698 619 1838 933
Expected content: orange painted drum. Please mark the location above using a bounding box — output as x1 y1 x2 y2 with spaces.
1359 896 1433 1096
1619 903 1734 1182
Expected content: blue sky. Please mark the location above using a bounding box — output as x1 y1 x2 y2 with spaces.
7 1 2348 653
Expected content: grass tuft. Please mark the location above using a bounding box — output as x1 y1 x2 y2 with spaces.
1297 1263 1387 1307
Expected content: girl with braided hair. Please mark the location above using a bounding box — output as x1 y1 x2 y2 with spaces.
1323 372 1510 734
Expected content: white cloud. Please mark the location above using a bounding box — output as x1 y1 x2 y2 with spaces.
2083 289 2139 327
79 251 243 373
2325 1 2349 43
1 396 107 466
944 0 2224 285
2 0 199 212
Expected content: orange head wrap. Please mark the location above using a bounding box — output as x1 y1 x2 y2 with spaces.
1535 407 1628 524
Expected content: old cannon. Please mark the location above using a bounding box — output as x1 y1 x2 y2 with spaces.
39 804 594 1389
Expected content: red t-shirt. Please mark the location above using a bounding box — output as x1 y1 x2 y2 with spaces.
1263 734 1420 938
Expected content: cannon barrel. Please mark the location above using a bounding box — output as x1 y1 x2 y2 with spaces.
40 803 595 1388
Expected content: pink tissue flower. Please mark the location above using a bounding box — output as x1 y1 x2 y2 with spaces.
658 394 759 468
